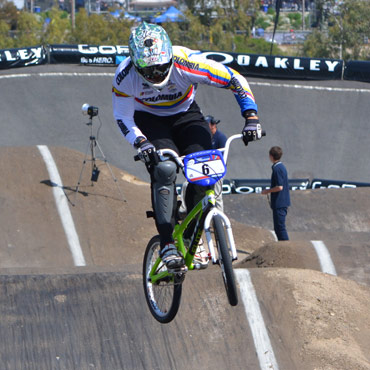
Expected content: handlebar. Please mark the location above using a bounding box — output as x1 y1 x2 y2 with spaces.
134 131 266 166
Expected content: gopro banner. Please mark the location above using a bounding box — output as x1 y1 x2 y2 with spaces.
311 179 370 189
49 44 129 65
202 51 343 80
0 45 47 69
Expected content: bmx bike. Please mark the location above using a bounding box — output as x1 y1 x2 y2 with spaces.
141 133 264 323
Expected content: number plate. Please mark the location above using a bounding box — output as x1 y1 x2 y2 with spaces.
184 149 226 186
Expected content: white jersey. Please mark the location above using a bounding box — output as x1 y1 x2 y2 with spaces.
112 45 257 146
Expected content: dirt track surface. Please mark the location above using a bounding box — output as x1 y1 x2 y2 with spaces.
0 146 369 370
0 66 370 369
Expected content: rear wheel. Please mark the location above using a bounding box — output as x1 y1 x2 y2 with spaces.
143 235 183 323
213 215 238 306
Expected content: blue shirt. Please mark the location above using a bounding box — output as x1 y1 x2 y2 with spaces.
212 129 227 149
270 161 291 209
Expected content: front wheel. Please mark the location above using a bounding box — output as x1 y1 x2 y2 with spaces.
143 235 183 323
213 215 238 306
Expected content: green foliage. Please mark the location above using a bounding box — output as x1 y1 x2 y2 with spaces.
0 0 18 30
287 12 302 29
234 36 283 55
301 30 331 58
41 7 71 44
15 11 43 47
0 19 13 48
0 0 368 61
301 0 370 61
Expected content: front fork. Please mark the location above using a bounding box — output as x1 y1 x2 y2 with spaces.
204 208 238 265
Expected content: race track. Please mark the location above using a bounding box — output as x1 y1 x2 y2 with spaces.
0 64 369 370
1 64 370 182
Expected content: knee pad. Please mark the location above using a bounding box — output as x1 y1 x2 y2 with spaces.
152 161 177 185
152 161 177 225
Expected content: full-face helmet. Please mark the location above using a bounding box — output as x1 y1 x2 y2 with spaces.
129 22 173 90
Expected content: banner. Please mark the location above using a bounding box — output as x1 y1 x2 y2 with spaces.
48 44 344 80
202 51 344 80
49 44 129 65
229 178 310 194
343 60 370 82
0 45 47 69
310 179 370 189
0 43 367 82
176 178 311 195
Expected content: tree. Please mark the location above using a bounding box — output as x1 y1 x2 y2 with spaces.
0 19 14 48
302 0 370 60
41 8 71 45
15 11 43 47
0 0 18 30
328 0 370 60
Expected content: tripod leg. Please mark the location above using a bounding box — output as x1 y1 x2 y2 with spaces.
75 139 93 194
94 139 126 202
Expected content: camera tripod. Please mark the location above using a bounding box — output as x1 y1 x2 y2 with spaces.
74 111 126 203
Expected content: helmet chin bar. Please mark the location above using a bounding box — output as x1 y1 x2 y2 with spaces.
137 63 174 91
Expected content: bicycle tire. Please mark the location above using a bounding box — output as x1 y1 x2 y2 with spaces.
213 215 238 306
143 235 183 323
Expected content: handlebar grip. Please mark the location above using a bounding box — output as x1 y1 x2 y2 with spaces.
134 154 140 161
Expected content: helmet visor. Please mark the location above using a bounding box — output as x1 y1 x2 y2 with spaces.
137 61 172 84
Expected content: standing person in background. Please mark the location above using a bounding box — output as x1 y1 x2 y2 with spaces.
205 115 227 212
261 146 290 241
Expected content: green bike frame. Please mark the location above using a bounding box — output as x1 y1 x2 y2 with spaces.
149 189 215 284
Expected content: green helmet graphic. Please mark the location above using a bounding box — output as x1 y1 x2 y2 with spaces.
129 22 173 89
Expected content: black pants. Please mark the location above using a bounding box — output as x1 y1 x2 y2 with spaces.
134 101 213 247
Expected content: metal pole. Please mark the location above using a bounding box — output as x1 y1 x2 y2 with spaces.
71 0 75 29
302 0 305 31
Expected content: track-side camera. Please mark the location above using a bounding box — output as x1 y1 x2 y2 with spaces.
82 103 99 118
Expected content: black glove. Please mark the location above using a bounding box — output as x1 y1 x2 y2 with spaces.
242 111 262 146
134 136 159 166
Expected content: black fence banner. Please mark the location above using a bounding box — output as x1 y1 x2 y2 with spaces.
230 178 310 194
0 45 47 69
176 178 311 195
0 44 367 83
311 179 370 189
49 44 129 65
202 51 343 80
343 60 370 83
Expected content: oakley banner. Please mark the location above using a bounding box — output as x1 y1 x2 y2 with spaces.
49 44 129 65
343 60 370 83
202 51 343 80
0 45 47 69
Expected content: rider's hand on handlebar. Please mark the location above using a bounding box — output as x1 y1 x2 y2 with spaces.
134 136 159 166
242 111 262 146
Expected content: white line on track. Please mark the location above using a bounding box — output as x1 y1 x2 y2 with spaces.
1 72 370 93
0 72 114 79
311 240 337 275
235 269 279 370
37 145 86 267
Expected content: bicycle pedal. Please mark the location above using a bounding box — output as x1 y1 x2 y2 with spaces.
168 265 188 274
193 262 209 270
